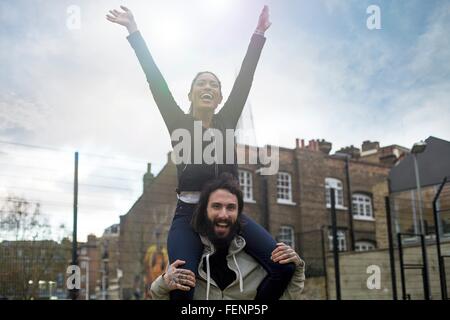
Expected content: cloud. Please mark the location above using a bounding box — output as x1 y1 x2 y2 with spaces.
407 2 450 85
249 0 450 152
0 92 52 133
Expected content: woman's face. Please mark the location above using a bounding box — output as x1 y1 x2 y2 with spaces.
189 73 223 112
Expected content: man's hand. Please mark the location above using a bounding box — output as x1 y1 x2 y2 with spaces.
163 260 196 291
256 5 272 33
271 242 302 266
106 6 138 34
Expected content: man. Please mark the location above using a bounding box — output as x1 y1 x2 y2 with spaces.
150 173 305 300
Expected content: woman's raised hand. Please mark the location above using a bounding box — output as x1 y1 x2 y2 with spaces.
106 6 138 34
256 5 272 34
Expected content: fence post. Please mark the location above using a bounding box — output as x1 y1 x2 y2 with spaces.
385 196 397 300
320 227 330 300
397 233 407 300
330 188 341 300
432 176 448 300
420 235 430 300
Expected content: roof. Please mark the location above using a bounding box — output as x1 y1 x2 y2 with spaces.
389 136 450 193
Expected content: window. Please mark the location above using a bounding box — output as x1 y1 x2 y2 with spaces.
239 170 254 202
277 226 295 249
325 178 343 206
325 178 344 208
328 230 347 251
355 241 375 252
277 172 293 204
352 193 374 220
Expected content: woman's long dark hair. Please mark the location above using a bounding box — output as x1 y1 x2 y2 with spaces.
191 173 245 236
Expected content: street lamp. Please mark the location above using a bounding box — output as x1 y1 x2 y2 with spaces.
79 256 91 300
410 140 431 300
28 280 33 300
48 281 56 299
411 141 427 236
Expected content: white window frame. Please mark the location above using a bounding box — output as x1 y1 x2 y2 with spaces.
325 178 345 209
352 193 375 221
239 170 255 203
277 226 295 249
328 229 347 252
277 172 295 205
355 241 376 252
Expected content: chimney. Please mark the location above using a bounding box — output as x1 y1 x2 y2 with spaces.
336 145 361 159
301 139 305 148
318 139 332 155
143 162 155 193
308 140 321 152
308 140 314 150
87 234 97 244
362 140 380 152
296 138 300 149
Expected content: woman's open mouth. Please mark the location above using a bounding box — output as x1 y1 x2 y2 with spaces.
200 93 213 102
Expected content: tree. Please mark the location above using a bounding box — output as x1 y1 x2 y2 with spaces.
0 196 71 299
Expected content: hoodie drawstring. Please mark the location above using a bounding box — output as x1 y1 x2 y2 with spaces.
206 253 211 300
232 254 244 293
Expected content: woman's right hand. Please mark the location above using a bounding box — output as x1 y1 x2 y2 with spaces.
106 6 138 34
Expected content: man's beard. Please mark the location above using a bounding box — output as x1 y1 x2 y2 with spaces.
205 218 239 250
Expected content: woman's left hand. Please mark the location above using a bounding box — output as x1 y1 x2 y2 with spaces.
271 242 302 266
256 5 272 33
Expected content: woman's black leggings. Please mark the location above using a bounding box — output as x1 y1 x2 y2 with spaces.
167 200 296 300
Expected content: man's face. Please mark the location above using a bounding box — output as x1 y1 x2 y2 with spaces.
206 189 239 239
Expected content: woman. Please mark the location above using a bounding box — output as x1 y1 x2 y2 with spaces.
107 5 295 300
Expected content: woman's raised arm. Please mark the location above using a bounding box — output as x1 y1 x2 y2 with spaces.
218 6 271 129
106 6 184 133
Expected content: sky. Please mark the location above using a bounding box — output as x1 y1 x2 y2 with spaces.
0 0 449 241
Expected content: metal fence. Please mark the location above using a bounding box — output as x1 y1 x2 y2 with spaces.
320 178 450 300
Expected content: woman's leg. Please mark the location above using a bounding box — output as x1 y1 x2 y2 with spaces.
166 201 204 300
241 214 296 300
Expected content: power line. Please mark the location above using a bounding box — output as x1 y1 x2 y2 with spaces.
0 140 67 153
0 161 146 174
1 185 139 196
0 139 161 164
0 173 141 187
0 172 142 184
0 196 136 212
0 162 63 173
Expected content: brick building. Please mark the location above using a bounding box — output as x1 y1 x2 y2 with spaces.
77 225 121 300
118 138 407 298
77 234 99 300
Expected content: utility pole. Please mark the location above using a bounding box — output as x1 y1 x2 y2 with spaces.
70 151 79 300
